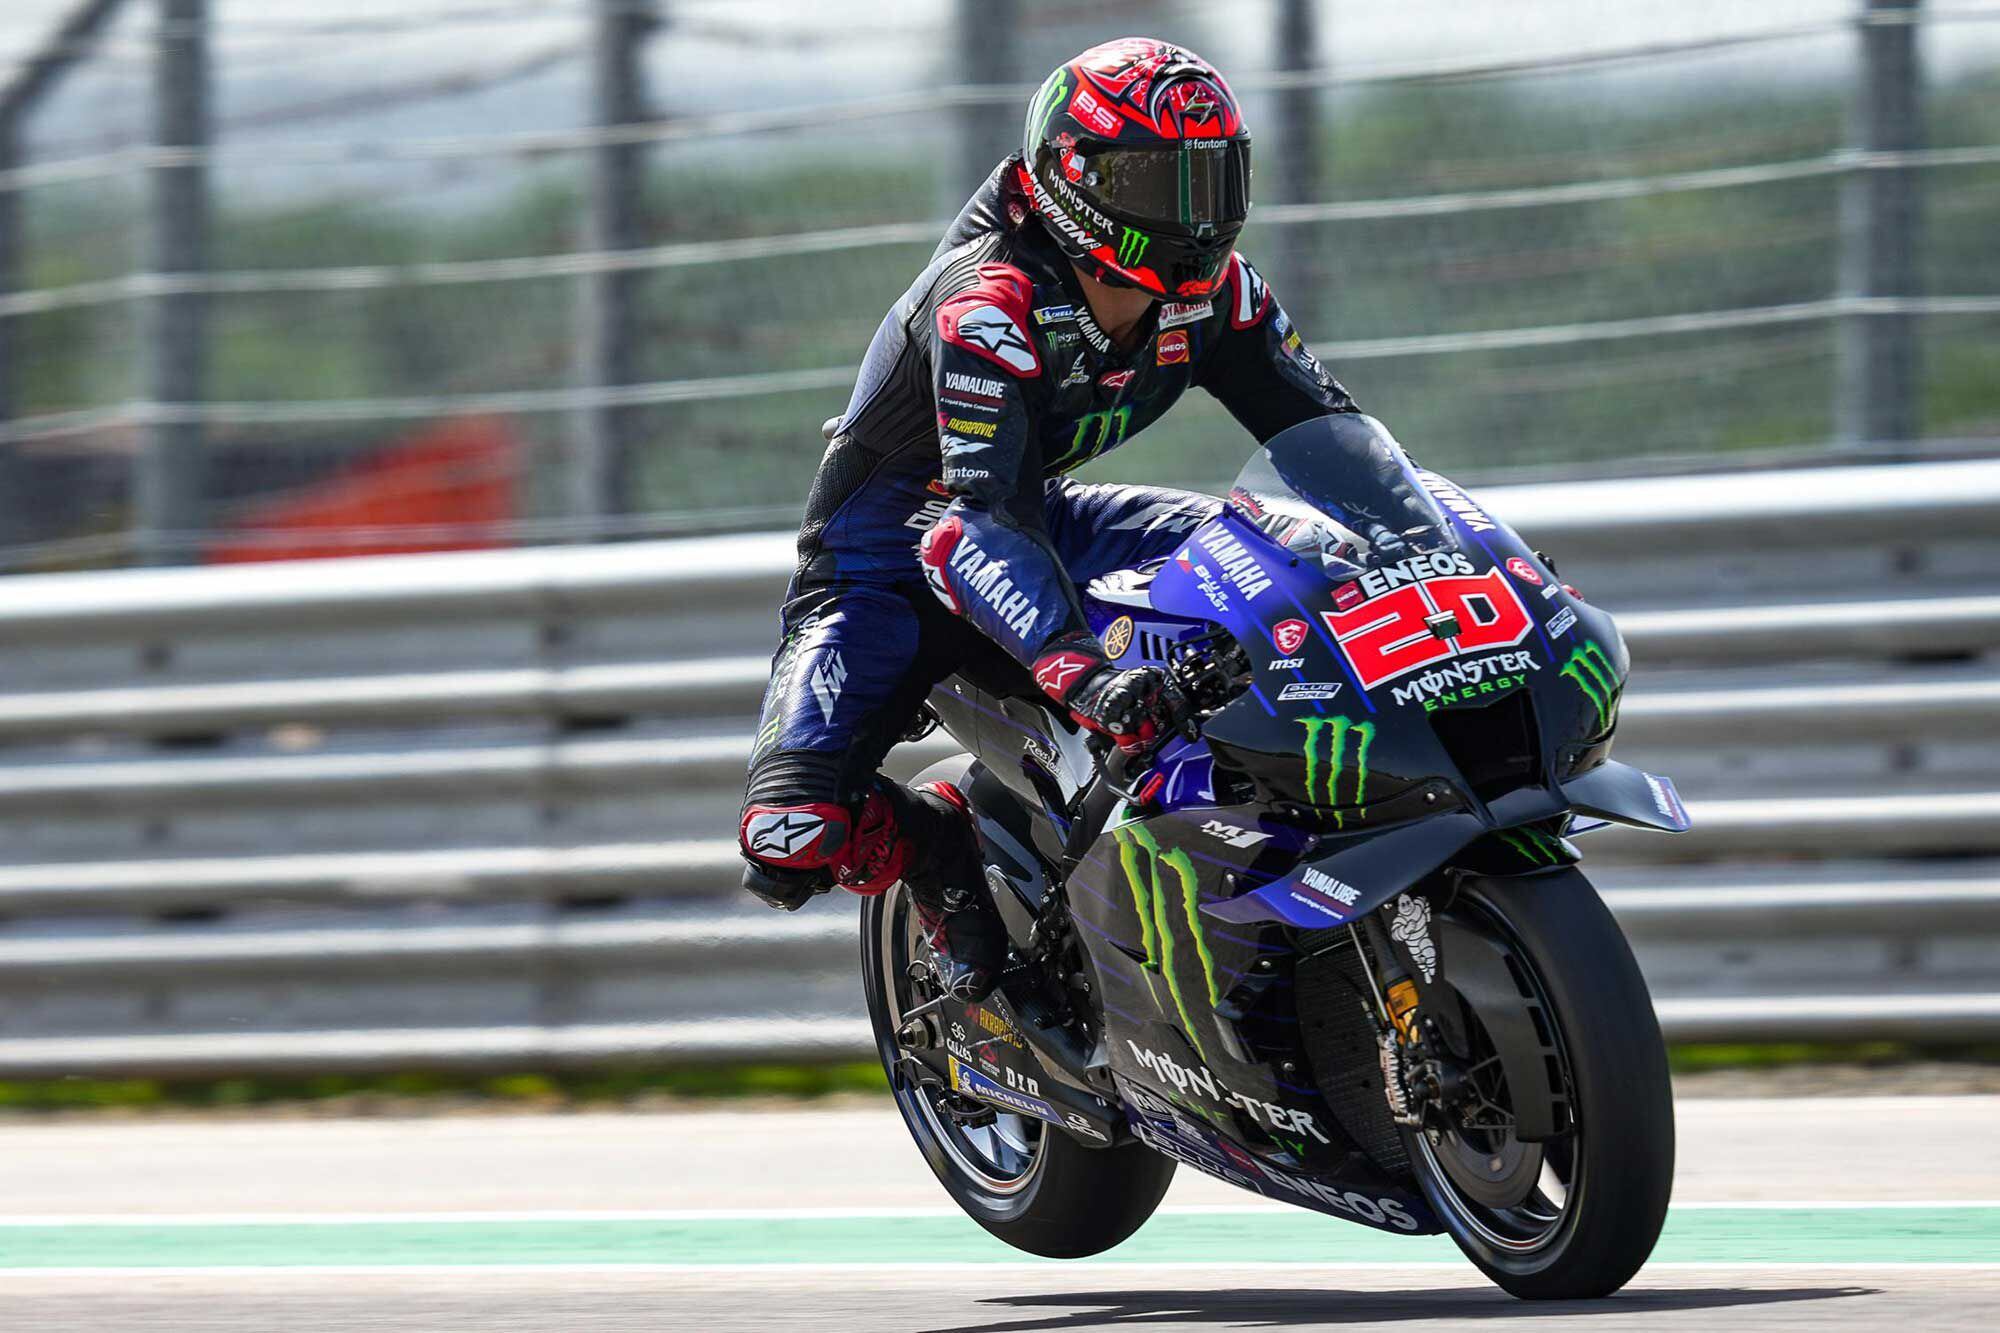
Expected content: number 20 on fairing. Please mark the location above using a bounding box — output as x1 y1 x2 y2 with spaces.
1321 568 1533 691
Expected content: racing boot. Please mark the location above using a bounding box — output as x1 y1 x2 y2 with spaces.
837 780 1006 1000
904 781 1010 1001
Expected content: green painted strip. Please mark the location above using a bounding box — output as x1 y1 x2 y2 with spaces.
0 1208 1994 1270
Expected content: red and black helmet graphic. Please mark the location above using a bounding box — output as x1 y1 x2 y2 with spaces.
1019 37 1252 300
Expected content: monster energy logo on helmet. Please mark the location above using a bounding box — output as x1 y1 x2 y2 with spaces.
1116 226 1150 268
1560 639 1619 733
1025 70 1068 148
1113 824 1221 1061
1297 717 1373 828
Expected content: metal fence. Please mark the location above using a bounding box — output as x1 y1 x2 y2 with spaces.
1 1 1997 568
0 458 1995 1076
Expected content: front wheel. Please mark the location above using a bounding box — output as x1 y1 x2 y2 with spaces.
860 881 1175 1259
1401 868 1674 1299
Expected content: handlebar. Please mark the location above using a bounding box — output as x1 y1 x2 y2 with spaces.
1164 627 1251 719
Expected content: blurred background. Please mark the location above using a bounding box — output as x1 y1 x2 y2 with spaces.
0 1 1996 1107
0 0 1995 572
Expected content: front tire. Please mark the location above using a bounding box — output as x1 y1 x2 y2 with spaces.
1404 868 1674 1299
861 882 1175 1259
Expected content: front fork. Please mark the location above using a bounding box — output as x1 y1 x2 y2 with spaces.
1355 903 1466 1131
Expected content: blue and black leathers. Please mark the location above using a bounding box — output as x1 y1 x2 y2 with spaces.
739 156 1358 897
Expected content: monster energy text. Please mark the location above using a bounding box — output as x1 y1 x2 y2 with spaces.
1560 639 1619 732
1297 716 1373 825
1390 649 1538 712
1113 824 1221 1061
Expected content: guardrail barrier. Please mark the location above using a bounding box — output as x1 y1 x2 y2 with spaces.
0 459 1996 1075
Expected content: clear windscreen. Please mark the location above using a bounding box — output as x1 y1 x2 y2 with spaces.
1227 415 1457 574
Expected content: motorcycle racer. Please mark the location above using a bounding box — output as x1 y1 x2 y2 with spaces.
738 37 1360 999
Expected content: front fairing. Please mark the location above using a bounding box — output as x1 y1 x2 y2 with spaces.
1144 497 1627 831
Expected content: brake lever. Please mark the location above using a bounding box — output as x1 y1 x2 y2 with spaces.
1163 680 1201 742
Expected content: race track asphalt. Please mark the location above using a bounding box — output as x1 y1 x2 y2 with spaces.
0 1094 1992 1331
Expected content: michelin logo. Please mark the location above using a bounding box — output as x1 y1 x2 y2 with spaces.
1389 893 1437 982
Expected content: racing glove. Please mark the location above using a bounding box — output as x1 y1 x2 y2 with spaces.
1032 634 1172 752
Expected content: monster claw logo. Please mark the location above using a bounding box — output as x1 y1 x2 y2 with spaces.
1053 405 1131 469
1297 717 1374 827
1026 70 1069 144
1117 226 1151 267
1560 639 1620 733
1494 826 1570 866
1114 825 1221 1061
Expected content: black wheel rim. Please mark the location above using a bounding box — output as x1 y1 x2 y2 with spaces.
1412 892 1579 1254
878 882 1044 1196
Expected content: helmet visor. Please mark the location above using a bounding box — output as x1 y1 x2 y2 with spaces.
1072 138 1251 232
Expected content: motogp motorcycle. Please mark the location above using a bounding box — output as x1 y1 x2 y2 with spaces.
862 414 1690 1299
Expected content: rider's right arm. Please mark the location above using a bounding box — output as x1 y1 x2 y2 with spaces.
918 262 1097 674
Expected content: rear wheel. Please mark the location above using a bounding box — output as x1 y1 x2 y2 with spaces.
1399 869 1674 1299
861 881 1175 1259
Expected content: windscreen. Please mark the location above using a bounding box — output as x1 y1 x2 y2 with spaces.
1227 415 1456 573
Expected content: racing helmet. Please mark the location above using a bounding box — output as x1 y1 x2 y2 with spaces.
1020 37 1251 300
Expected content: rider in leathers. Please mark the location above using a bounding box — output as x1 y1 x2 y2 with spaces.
738 38 1359 998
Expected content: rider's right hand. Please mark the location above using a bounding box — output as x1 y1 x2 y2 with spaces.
1030 633 1174 752
1066 663 1174 752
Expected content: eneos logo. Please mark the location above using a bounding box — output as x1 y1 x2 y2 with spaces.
1156 330 1190 365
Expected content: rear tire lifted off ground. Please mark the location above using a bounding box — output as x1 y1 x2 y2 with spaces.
861 882 1175 1259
